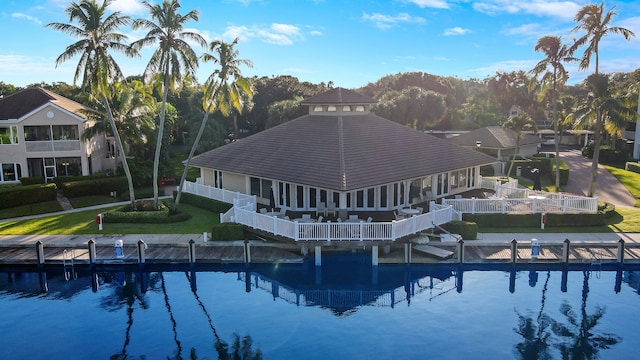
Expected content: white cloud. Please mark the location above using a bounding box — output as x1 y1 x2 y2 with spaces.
362 12 426 30
223 23 305 45
468 59 538 77
309 30 323 36
0 54 73 86
503 23 543 36
404 0 450 9
444 27 471 36
11 13 42 25
473 0 581 20
110 0 146 15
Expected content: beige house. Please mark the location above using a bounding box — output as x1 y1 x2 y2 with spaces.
0 88 111 183
189 88 496 216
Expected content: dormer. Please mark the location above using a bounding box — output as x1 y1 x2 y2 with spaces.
302 87 376 116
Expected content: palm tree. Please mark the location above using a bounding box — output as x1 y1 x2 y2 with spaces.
570 1 635 197
513 271 555 359
552 271 621 358
132 0 206 209
530 35 577 192
502 113 538 178
46 0 138 207
173 38 253 211
568 73 635 175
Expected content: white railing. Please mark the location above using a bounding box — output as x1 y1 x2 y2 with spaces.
443 192 598 214
183 181 454 242
25 140 81 152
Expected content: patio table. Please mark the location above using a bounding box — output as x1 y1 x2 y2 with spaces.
400 208 420 216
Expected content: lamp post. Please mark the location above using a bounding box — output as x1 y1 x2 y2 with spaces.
475 140 482 150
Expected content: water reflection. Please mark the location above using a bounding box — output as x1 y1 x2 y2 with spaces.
2 264 639 359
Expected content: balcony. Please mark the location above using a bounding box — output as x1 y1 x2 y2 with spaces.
25 140 81 152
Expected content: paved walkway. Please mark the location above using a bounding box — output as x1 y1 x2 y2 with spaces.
560 147 636 208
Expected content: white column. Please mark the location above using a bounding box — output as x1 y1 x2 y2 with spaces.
315 246 322 266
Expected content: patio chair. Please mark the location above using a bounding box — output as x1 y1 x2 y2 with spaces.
283 216 290 220
316 202 326 217
394 210 404 220
260 208 267 214
317 216 324 223
416 207 423 214
327 202 336 216
366 217 373 223
349 214 358 220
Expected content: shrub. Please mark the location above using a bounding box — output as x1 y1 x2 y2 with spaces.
440 220 477 240
0 183 57 209
625 162 640 175
102 199 191 223
480 165 495 177
54 173 106 188
19 176 45 185
463 213 540 227
61 176 128 198
174 191 233 213
211 222 245 241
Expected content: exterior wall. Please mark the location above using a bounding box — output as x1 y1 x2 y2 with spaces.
200 168 214 186
0 102 118 182
519 144 540 157
223 172 247 193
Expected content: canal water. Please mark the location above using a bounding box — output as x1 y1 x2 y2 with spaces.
1 256 639 359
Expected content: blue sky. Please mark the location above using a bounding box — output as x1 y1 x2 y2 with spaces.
2 0 640 89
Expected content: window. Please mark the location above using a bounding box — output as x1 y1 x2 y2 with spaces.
459 170 467 188
24 126 51 141
0 126 18 144
309 188 317 208
261 179 272 199
355 105 365 112
450 172 458 189
55 157 81 177
380 185 388 208
356 190 364 208
1 163 20 182
327 105 337 112
367 188 375 208
314 105 323 112
214 170 223 188
52 125 79 140
342 105 351 112
296 185 304 209
250 177 261 196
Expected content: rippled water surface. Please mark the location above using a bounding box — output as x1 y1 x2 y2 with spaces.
1 257 639 359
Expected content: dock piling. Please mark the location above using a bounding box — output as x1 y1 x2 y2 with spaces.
137 239 146 266
457 239 465 264
36 241 45 269
617 239 625 264
562 239 570 263
510 239 517 264
88 239 96 268
189 239 196 264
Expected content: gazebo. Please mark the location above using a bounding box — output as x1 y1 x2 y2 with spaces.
189 87 496 217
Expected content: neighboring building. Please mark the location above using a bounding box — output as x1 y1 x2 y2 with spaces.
0 88 111 183
449 126 545 175
189 87 496 214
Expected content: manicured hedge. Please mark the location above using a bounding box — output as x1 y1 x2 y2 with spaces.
173 191 233 213
19 176 45 185
102 200 191 223
463 211 607 228
54 173 106 188
0 183 57 209
625 162 640 175
61 176 128 198
440 220 478 240
211 222 245 241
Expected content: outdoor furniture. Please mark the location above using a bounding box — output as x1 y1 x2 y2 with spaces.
327 202 336 216
349 215 358 220
394 211 404 220
260 208 267 214
302 214 312 220
316 202 327 217
400 208 420 216
366 217 373 223
317 216 324 223
293 218 316 223
416 207 423 214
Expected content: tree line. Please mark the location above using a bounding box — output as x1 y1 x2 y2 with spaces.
1 0 638 205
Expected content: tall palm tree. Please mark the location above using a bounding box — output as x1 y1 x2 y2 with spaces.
530 35 577 192
46 0 138 207
570 1 635 197
502 113 538 178
569 73 635 173
173 38 253 211
132 0 206 209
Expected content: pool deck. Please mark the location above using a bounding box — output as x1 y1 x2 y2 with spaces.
0 232 639 268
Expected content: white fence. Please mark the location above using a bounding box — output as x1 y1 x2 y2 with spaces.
182 181 454 242
444 183 598 214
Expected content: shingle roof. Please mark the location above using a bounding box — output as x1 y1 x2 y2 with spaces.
301 87 376 105
0 88 87 120
190 113 497 191
450 126 545 149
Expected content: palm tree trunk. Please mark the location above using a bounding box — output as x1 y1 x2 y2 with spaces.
153 65 171 210
588 108 603 197
173 110 211 212
102 94 136 207
553 75 561 192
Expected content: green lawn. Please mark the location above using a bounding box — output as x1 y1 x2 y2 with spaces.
0 201 63 220
0 203 219 235
603 164 640 207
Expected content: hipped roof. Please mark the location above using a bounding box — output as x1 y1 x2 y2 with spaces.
0 88 87 120
190 112 496 191
450 126 545 149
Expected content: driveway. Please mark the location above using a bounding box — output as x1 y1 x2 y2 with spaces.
559 147 636 208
